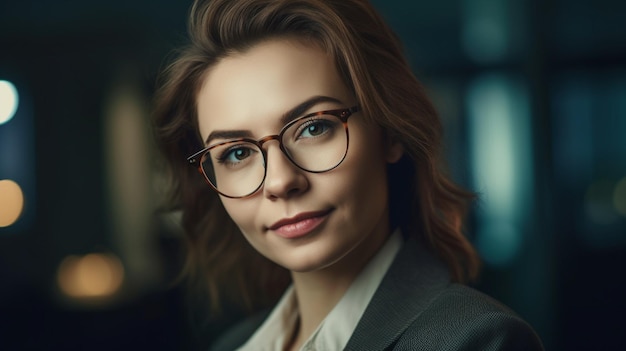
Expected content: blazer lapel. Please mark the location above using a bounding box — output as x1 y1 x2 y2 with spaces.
344 239 451 350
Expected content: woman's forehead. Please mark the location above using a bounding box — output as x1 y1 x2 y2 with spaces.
196 38 352 139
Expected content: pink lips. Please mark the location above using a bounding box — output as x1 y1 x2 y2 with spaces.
268 210 331 239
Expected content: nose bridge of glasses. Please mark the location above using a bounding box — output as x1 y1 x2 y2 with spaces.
258 134 295 168
257 134 281 149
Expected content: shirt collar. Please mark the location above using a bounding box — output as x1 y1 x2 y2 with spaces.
238 230 403 351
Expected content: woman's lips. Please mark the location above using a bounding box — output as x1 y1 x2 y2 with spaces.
268 210 332 239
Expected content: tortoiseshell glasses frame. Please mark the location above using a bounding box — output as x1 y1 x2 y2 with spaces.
187 106 359 198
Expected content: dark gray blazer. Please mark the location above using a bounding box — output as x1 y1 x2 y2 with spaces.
212 240 544 350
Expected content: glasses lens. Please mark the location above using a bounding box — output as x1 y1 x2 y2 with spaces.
282 114 347 172
198 113 348 198
201 141 265 197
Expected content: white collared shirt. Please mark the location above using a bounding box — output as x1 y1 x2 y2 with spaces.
237 230 403 351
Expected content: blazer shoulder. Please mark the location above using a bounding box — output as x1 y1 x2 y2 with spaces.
395 284 544 350
209 309 270 351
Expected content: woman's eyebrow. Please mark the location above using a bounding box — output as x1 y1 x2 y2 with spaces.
205 129 253 145
279 95 343 126
205 95 344 145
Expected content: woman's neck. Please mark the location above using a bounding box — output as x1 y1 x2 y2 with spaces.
286 226 391 350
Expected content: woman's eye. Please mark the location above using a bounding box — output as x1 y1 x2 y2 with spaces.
219 146 253 164
298 119 332 139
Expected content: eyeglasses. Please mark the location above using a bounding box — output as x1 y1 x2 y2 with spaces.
188 106 359 198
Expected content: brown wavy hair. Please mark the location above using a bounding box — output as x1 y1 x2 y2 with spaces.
153 0 479 313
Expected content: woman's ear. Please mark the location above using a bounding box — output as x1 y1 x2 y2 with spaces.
385 137 404 164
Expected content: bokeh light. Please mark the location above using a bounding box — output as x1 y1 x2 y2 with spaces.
0 179 24 227
57 253 125 299
0 80 19 125
467 74 531 266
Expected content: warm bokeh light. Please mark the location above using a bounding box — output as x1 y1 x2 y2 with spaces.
0 179 24 227
0 80 19 125
57 253 125 298
614 177 626 217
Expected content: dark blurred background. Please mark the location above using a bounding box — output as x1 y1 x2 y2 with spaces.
0 0 624 350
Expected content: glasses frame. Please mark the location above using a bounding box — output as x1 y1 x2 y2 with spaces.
187 105 359 198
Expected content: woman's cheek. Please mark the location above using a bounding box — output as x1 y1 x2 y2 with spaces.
221 198 260 235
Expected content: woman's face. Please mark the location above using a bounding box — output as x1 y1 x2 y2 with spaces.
196 39 402 273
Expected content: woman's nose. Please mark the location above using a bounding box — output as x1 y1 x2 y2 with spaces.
262 143 309 200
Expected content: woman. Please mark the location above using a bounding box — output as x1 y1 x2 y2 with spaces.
153 0 544 350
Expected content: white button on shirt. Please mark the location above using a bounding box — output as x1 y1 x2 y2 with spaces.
237 230 403 351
